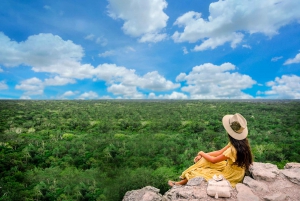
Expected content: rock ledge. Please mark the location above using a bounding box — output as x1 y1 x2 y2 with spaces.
122 162 300 201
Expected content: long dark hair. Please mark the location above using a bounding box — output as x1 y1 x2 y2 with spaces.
228 134 253 170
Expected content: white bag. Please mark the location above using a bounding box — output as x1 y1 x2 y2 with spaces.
207 175 233 198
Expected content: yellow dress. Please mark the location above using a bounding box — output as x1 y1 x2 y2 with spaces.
180 143 245 188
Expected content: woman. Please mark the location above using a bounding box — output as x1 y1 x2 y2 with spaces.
168 113 253 188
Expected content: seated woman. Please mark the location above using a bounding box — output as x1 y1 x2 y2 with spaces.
168 113 253 188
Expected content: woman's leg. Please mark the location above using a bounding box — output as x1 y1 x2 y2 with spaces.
176 179 188 185
168 179 188 187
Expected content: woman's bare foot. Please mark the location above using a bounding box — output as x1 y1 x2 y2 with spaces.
168 180 176 187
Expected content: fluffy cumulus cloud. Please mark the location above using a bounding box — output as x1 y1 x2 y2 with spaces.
77 91 99 100
58 90 80 99
0 32 95 80
172 0 300 51
44 76 76 86
0 32 83 68
107 84 144 99
176 63 256 99
148 92 188 99
107 0 168 42
15 76 77 96
94 64 180 98
62 90 77 97
0 32 179 99
92 63 180 98
284 53 300 65
260 75 300 99
15 77 44 96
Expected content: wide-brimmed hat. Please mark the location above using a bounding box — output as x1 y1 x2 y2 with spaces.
222 113 248 140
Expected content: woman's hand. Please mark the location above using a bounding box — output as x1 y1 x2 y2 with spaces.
198 151 204 156
194 155 202 163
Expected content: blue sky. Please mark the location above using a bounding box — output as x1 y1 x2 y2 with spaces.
0 0 300 99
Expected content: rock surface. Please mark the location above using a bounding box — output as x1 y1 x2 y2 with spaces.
122 162 300 201
250 162 280 182
122 186 162 201
281 168 300 185
243 176 269 193
236 183 260 201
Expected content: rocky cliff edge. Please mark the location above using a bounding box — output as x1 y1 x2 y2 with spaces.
122 162 300 201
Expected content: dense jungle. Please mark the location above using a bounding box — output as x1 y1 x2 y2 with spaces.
0 100 299 201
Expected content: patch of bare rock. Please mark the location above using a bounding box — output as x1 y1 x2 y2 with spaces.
122 162 300 201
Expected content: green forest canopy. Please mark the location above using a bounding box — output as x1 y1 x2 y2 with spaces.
0 100 299 200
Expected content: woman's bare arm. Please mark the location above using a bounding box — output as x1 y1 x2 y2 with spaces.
198 151 229 163
198 144 230 157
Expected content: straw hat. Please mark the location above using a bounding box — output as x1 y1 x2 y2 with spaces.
222 113 248 140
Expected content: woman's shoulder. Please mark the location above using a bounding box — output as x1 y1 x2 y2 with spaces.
226 142 232 148
227 142 237 152
223 142 237 161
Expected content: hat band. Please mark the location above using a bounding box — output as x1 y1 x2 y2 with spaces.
230 121 244 134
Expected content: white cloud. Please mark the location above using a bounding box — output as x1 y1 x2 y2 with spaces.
84 34 95 40
44 76 76 86
271 56 283 62
140 71 180 91
0 32 179 98
148 92 188 99
261 75 300 99
172 0 300 51
77 91 99 100
0 68 3 72
139 33 168 43
99 50 115 57
108 84 144 99
85 34 107 46
59 90 80 99
94 63 179 92
107 0 169 43
176 63 256 99
94 64 137 84
20 95 31 100
43 62 95 80
15 77 44 95
96 37 108 46
0 81 8 90
193 32 243 51
99 95 113 99
0 32 84 70
183 47 188 54
284 53 300 65
62 90 77 97
242 45 251 49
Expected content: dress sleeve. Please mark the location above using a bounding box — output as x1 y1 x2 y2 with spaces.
223 143 237 162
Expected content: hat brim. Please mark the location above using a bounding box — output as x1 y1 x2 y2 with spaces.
222 115 248 140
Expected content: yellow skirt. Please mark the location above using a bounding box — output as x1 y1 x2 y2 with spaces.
180 157 245 187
